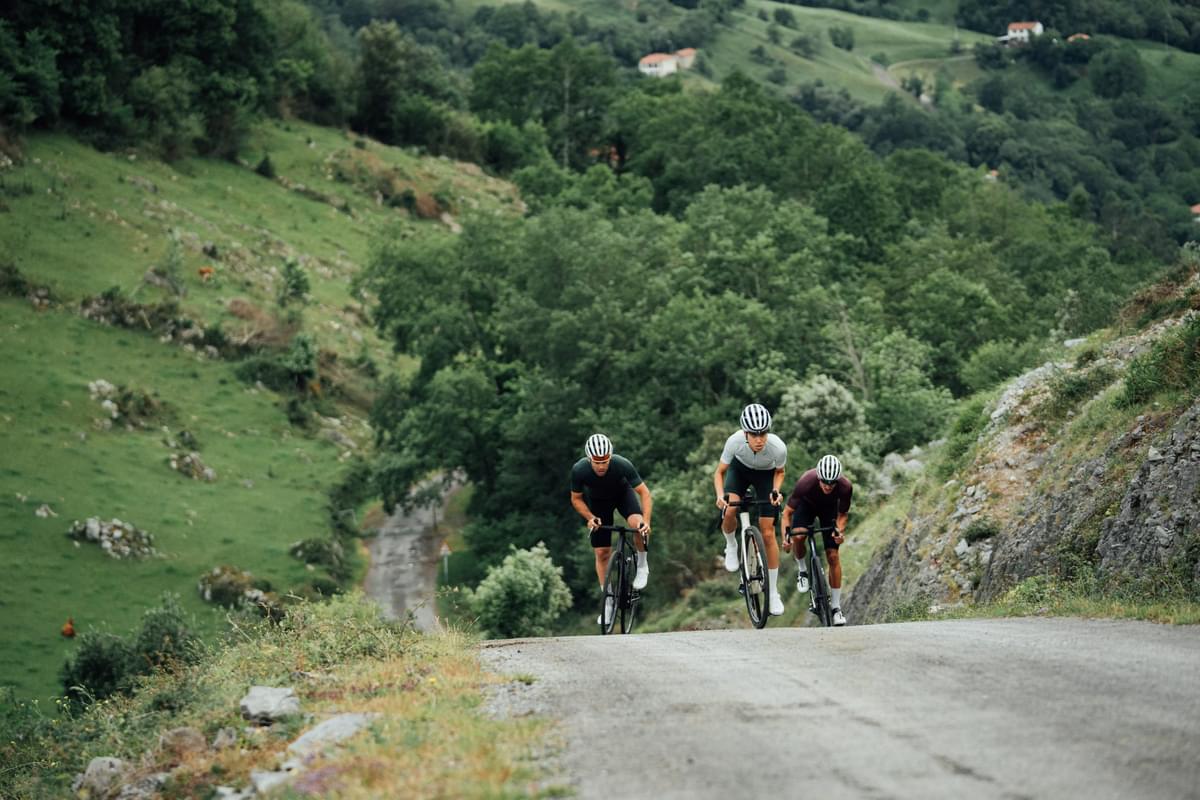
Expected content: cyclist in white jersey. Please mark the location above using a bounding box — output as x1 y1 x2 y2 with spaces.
713 403 787 616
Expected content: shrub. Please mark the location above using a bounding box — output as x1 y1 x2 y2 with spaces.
829 25 855 51
277 257 310 307
60 594 198 705
775 373 875 465
1037 364 1118 421
469 542 572 638
1118 315 1200 407
255 153 276 179
936 394 990 479
962 516 1000 544
961 339 1045 393
767 67 787 85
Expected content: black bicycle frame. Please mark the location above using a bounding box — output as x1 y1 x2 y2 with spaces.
596 524 646 634
789 522 837 627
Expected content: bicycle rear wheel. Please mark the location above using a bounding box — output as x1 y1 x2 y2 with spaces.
600 551 620 635
620 554 638 634
808 545 832 628
741 526 770 629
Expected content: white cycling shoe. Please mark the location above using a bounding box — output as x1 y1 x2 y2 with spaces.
769 593 785 616
796 572 810 594
723 541 739 572
832 608 847 626
633 565 648 591
597 597 615 626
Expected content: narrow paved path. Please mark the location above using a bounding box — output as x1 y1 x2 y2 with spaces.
363 483 458 631
482 618 1200 799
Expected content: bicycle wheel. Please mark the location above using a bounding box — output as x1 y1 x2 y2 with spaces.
741 526 770 629
600 551 620 635
620 554 638 634
808 545 832 628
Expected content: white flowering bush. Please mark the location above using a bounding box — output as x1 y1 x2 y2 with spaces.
469 542 572 638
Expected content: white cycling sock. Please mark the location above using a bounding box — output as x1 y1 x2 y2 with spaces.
796 557 807 574
831 587 842 608
768 567 779 594
637 552 648 569
723 531 736 547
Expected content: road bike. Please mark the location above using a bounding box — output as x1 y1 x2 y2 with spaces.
788 522 837 627
718 487 779 629
597 524 646 635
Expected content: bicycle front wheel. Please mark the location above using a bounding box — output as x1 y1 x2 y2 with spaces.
600 551 621 635
620 554 638 634
808 545 832 628
741 526 770 629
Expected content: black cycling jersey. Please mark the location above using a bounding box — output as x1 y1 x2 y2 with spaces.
570 454 643 500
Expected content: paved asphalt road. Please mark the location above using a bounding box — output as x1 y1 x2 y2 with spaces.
481 618 1200 800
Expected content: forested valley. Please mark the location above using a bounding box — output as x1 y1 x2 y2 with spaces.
2 0 1197 616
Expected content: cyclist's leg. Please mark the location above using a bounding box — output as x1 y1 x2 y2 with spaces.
617 488 646 552
822 523 844 608
745 468 779 568
720 464 747 571
790 501 817 590
590 500 617 588
618 488 650 589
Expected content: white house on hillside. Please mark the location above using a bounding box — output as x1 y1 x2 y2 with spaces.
997 21 1044 45
637 49 698 77
638 53 678 76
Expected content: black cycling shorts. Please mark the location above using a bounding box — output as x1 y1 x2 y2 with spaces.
790 501 839 551
588 487 643 548
723 460 779 521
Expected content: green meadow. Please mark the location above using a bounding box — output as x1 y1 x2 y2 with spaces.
0 119 518 699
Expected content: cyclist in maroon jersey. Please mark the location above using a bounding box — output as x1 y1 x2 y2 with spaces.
781 454 851 626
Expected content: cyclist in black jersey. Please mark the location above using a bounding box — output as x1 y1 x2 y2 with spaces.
569 434 652 625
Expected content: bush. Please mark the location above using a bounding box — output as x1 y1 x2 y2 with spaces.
937 394 990 479
255 153 276 179
1118 315 1200 407
277 257 310 307
1037 365 1118 421
829 25 855 51
962 516 1000 544
469 542 572 638
775 373 875 465
961 339 1045 393
61 594 198 705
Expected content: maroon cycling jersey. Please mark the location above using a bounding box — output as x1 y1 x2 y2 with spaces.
785 469 853 517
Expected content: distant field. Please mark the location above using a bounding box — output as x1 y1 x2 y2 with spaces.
0 121 520 699
0 298 331 698
459 0 990 102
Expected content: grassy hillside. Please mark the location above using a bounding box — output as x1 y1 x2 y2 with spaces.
0 121 520 700
464 0 989 101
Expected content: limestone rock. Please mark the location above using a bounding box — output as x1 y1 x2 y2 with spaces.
240 686 300 724
71 757 127 798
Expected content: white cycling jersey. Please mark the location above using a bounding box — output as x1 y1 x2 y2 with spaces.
720 431 787 471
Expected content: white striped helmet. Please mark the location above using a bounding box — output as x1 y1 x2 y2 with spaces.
740 403 772 434
817 454 843 483
584 433 612 459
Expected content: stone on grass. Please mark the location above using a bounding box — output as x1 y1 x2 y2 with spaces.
240 686 300 724
71 757 127 798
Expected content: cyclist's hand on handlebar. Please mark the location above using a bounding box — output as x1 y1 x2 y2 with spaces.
833 528 846 545
637 520 650 539
587 516 602 532
769 489 783 506
716 494 729 512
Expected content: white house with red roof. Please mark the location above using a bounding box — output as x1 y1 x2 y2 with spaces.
997 21 1044 45
638 52 678 76
638 48 698 77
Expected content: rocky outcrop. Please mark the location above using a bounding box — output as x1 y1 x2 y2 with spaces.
848 307 1200 624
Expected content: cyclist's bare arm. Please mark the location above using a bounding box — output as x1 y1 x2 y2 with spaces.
634 483 653 531
835 511 849 543
571 491 598 528
771 466 786 504
713 462 729 509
